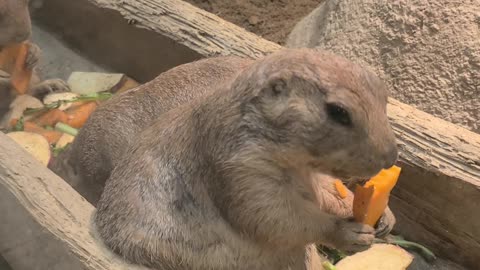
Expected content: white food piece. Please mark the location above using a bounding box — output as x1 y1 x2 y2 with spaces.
0 95 43 128
7 131 51 166
67 72 125 94
335 244 413 270
43 92 80 111
55 133 75 148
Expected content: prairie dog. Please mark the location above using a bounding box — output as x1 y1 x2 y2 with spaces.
58 48 398 269
0 0 69 119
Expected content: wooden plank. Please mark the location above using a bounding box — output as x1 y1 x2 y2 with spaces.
387 99 480 268
27 0 480 268
111 0 282 58
0 132 148 270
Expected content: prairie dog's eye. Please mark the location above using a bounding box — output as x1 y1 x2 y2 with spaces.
326 103 352 127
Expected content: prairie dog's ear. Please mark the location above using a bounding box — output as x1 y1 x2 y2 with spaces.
258 75 291 99
250 74 295 123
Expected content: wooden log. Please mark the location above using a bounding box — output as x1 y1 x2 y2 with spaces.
387 99 480 268
0 132 148 270
27 0 480 269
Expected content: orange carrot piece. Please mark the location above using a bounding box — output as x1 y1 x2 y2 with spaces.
10 119 63 144
10 42 33 94
0 43 21 72
352 185 375 224
353 165 402 226
334 179 349 199
33 109 69 127
65 101 97 128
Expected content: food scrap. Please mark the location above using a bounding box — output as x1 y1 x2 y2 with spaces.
2 67 139 166
0 42 32 94
334 179 349 199
353 165 402 227
333 244 413 270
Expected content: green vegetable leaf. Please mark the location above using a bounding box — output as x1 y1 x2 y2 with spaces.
13 116 25 131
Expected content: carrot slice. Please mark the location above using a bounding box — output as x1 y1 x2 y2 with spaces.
353 165 402 226
334 179 349 199
33 109 69 127
0 43 21 72
0 42 33 94
10 42 33 94
10 119 63 144
64 101 97 128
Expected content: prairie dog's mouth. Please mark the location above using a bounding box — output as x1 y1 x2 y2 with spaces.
345 178 369 189
331 170 372 189
317 168 369 186
308 162 373 186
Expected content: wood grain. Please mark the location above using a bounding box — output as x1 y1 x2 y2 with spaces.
387 99 480 268
114 0 281 58
0 132 147 270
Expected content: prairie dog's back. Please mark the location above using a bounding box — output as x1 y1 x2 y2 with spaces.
52 57 252 204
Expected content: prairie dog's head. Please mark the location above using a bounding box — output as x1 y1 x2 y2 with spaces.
0 0 31 46
235 48 398 180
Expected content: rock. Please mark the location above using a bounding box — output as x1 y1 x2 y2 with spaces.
248 15 260 25
286 0 480 133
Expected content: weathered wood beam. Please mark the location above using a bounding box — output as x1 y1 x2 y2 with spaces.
0 132 147 270
28 0 480 268
387 99 480 268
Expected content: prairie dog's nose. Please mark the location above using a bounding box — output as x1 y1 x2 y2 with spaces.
382 144 398 169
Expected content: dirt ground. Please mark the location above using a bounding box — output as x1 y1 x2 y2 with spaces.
184 0 322 45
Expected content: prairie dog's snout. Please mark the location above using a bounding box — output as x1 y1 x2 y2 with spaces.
381 143 398 169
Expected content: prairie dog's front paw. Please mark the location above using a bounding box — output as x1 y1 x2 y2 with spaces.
329 219 374 253
29 79 70 100
25 43 41 70
375 207 396 238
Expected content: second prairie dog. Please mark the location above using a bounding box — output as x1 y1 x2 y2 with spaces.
0 0 69 120
54 48 398 269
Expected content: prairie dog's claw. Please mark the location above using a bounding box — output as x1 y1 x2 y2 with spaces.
25 43 41 70
29 79 70 100
329 219 375 253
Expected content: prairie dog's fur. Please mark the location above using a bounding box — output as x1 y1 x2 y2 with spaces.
54 49 398 269
52 56 252 203
0 0 69 120
0 0 31 46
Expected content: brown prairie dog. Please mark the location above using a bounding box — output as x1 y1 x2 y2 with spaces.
0 0 69 120
53 48 399 270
